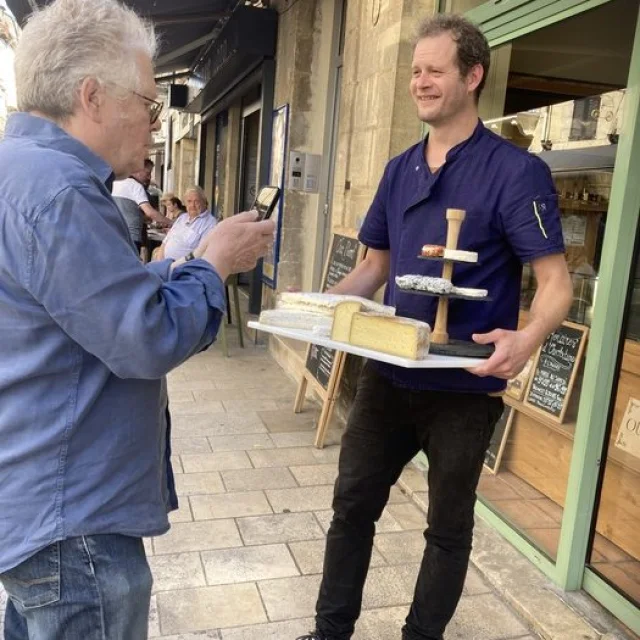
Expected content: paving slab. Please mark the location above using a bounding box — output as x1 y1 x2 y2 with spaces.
157 583 266 634
190 491 273 520
201 544 299 585
221 467 297 492
153 520 242 555
174 472 226 496
237 512 325 546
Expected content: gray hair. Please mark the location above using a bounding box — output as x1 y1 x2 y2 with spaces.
15 0 157 120
414 14 490 101
184 186 208 208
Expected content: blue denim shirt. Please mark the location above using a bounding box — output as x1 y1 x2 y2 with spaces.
0 113 225 573
359 121 564 393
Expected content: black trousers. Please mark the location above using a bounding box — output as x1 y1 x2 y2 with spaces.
315 362 503 640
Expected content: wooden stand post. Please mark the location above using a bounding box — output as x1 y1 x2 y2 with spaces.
432 208 466 344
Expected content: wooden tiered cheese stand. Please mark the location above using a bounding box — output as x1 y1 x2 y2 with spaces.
401 208 494 358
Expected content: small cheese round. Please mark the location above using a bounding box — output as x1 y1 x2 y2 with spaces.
421 244 445 257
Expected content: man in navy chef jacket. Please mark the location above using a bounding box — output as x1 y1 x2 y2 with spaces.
296 14 573 640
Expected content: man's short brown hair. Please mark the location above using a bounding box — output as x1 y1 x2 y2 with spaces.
414 14 490 101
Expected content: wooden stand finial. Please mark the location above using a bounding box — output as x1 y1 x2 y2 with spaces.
432 208 467 344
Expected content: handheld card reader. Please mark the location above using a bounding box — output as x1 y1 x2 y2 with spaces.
252 186 281 221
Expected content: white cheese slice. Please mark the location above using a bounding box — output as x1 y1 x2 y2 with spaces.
277 292 395 316
451 286 488 298
259 309 333 335
443 249 478 263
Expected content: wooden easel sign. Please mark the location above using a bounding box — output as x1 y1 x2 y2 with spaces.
294 229 365 448
523 321 589 423
484 405 514 474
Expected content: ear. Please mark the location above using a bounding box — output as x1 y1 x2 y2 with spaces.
467 63 484 96
77 77 106 124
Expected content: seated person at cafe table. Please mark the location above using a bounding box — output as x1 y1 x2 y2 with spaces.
155 185 217 261
161 194 187 221
112 162 172 254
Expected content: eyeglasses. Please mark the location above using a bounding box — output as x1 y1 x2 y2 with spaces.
111 83 163 124
132 91 164 124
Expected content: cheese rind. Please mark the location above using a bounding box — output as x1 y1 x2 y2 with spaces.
331 301 363 342
277 292 394 316
421 244 444 257
348 312 431 359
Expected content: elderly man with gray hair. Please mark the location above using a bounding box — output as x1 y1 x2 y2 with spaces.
156 185 217 261
0 0 275 638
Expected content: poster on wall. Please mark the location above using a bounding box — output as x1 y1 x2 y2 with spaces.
614 397 640 460
262 104 289 288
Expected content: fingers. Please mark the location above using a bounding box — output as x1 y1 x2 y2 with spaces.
230 210 260 223
472 329 502 344
255 218 276 235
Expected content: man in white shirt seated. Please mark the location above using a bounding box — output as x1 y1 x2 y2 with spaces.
156 186 217 261
112 164 172 253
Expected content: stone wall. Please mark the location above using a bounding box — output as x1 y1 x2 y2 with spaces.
331 0 433 233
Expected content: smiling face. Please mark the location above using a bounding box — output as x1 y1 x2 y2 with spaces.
410 32 480 127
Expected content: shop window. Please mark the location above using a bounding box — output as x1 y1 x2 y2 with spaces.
586 225 640 606
475 0 639 583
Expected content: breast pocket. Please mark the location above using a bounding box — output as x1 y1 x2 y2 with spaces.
0 542 61 610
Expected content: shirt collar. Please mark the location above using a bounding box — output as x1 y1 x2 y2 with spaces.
5 112 115 189
185 210 211 224
419 118 487 169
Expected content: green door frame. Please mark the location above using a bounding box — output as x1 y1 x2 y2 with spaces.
453 0 640 632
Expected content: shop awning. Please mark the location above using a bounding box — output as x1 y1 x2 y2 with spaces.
5 0 240 77
538 144 618 173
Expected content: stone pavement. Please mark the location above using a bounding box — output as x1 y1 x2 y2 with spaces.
0 336 634 639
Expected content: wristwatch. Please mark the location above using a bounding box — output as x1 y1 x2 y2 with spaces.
184 251 195 261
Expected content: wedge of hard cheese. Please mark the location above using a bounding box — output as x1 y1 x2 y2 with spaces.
348 312 431 359
331 301 364 342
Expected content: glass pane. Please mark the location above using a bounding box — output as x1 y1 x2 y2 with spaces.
443 0 486 12
476 0 639 563
586 225 640 606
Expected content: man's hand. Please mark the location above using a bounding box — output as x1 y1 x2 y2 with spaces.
196 211 275 281
467 329 537 379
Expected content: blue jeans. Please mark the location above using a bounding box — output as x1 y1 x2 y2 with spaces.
1 535 152 640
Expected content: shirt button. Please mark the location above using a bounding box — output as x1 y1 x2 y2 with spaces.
415 166 420 171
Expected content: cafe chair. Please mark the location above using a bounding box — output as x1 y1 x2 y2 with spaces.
219 273 244 357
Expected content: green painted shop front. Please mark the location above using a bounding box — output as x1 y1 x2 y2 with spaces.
431 0 640 632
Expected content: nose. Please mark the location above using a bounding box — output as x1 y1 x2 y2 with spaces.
415 71 432 89
151 118 161 133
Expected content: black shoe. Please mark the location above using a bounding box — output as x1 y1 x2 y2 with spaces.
296 633 329 640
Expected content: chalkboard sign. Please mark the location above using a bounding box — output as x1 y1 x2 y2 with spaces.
484 405 514 474
294 230 364 448
304 233 361 390
524 321 588 423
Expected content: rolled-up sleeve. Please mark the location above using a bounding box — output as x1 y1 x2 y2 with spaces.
24 185 225 379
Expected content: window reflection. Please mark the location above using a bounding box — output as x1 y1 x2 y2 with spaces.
475 0 638 584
